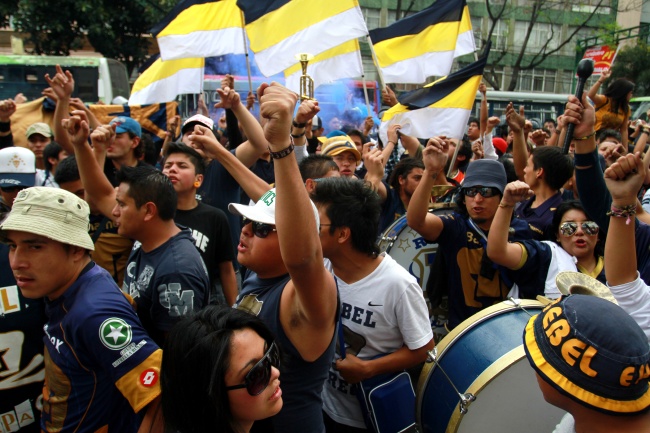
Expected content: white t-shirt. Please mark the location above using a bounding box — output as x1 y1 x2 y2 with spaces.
552 413 575 433
608 273 650 342
321 253 433 428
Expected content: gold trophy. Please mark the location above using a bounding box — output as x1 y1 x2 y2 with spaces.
296 53 315 101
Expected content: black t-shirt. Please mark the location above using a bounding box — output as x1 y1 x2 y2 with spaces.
174 202 235 288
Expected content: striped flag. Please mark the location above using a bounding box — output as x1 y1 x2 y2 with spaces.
369 0 475 84
378 49 488 144
284 40 363 95
152 0 246 61
128 57 205 105
237 0 368 77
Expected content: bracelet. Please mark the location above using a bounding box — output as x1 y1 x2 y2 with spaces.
499 202 514 208
0 121 9 133
573 131 596 141
292 120 306 128
607 203 637 225
269 137 295 159
290 131 305 138
386 140 395 146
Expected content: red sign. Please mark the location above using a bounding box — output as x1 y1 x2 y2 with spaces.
581 45 618 76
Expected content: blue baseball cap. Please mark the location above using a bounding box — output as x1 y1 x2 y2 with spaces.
109 116 142 138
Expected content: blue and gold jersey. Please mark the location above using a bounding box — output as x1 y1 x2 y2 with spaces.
43 263 161 433
436 212 531 329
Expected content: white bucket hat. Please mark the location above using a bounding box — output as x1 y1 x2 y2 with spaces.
0 187 94 250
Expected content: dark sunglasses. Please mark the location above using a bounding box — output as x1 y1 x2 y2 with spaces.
462 186 500 198
242 216 277 239
226 341 280 396
559 221 599 237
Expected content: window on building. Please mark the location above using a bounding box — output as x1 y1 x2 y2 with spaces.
471 16 483 49
516 69 557 92
514 22 560 53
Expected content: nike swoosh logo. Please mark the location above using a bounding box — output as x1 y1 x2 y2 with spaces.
368 302 383 307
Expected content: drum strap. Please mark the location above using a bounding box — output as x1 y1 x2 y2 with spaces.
467 218 513 288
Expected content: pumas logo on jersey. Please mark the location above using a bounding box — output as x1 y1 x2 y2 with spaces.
99 318 132 350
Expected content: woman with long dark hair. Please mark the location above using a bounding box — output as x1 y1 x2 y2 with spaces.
588 69 635 149
487 182 604 299
161 306 283 433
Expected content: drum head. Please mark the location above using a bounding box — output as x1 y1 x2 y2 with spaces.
417 300 565 433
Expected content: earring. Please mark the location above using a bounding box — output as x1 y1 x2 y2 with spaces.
193 181 201 188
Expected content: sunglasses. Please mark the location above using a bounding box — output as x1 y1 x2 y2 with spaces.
242 216 277 239
559 221 599 237
226 341 280 396
462 186 500 198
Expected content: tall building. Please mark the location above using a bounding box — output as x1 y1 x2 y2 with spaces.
359 0 640 94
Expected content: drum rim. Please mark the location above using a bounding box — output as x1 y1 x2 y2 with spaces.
445 346 525 433
416 299 544 427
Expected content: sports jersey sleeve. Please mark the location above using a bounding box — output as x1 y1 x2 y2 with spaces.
506 240 552 299
394 283 433 350
80 297 161 413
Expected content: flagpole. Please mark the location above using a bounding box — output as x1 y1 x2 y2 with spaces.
356 47 371 116
366 35 386 91
240 10 253 95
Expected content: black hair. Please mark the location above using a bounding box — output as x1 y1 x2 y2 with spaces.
346 129 365 142
165 141 206 175
127 132 145 159
455 135 473 170
389 158 424 191
467 117 479 126
544 118 557 127
597 129 622 144
548 200 603 257
43 141 63 172
141 133 159 166
603 78 634 116
298 154 338 182
115 165 177 220
498 154 518 184
54 155 80 185
531 146 574 191
310 177 381 256
162 306 275 433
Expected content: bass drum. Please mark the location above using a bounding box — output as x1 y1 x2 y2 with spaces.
378 204 455 289
416 299 566 433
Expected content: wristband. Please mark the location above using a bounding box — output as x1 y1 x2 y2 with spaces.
0 121 9 133
386 141 395 146
499 202 514 208
292 120 306 128
269 136 295 159
290 131 305 138
607 203 637 225
573 131 596 141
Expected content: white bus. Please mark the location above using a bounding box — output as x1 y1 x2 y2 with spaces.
472 90 570 126
0 54 130 104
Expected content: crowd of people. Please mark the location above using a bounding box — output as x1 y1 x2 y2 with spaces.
1 64 650 433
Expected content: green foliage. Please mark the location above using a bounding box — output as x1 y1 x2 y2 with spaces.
609 43 650 95
0 1 19 29
11 0 176 72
